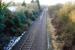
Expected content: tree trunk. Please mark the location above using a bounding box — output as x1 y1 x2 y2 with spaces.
0 0 1 7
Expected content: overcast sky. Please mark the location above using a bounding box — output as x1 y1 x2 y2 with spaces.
3 0 75 5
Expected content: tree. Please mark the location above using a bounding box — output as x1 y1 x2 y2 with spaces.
22 0 26 7
36 0 41 11
0 0 2 8
31 0 34 3
0 0 1 4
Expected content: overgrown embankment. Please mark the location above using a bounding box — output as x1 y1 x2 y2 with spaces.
48 3 75 50
0 2 41 50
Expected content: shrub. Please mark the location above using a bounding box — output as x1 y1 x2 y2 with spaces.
49 2 75 50
0 2 39 49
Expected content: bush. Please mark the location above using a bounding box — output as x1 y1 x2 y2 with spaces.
0 2 39 49
49 2 75 50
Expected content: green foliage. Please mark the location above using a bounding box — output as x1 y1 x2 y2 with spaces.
0 2 40 49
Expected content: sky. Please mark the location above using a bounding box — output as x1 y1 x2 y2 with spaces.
2 0 75 5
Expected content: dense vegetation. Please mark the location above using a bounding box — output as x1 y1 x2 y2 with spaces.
0 1 40 50
49 3 75 50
